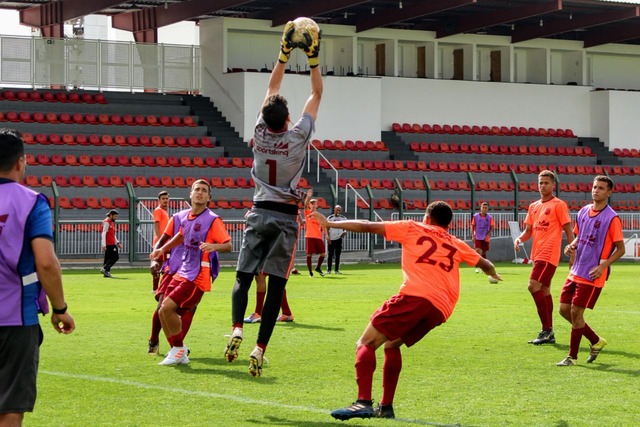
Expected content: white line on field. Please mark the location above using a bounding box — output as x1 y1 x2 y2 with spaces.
41 369 326 413
40 370 464 426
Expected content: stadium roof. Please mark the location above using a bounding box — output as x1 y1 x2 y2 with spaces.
4 0 640 47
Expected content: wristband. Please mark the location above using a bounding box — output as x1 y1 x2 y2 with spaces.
52 304 67 315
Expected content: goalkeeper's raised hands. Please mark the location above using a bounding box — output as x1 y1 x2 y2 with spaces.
303 28 322 68
278 21 296 64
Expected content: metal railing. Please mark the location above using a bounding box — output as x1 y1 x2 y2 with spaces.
53 210 640 260
0 35 199 93
307 142 338 197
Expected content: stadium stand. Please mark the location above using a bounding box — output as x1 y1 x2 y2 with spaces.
10 88 640 221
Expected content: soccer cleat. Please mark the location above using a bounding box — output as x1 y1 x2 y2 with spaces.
243 313 262 323
104 271 113 278
315 267 325 277
326 270 332 274
276 314 294 322
159 346 189 365
248 347 264 377
291 268 300 275
148 340 159 355
587 338 607 363
224 327 243 362
330 400 374 420
309 271 314 277
556 356 577 366
335 270 342 274
373 404 395 419
475 267 480 273
529 329 556 345
100 268 106 275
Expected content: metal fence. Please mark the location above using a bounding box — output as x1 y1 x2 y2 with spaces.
55 218 373 260
1 35 199 92
55 208 640 261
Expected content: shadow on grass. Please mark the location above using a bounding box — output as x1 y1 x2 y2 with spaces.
259 414 464 426
275 322 345 332
581 363 640 377
255 415 336 426
173 359 279 382
551 343 640 375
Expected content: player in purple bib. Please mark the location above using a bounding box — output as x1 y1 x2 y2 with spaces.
556 175 625 366
0 128 75 425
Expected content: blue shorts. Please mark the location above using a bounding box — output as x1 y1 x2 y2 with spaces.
0 324 42 414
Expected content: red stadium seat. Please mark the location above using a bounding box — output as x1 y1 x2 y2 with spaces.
82 176 97 187
161 176 174 187
109 176 124 187
174 176 187 188
25 175 40 187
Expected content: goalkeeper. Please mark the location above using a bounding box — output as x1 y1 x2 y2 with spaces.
224 21 322 378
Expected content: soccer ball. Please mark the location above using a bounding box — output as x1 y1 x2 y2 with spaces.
289 17 321 49
488 276 500 284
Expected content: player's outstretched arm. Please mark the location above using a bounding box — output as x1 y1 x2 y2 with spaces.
302 67 323 121
476 257 502 282
265 21 296 99
309 211 385 235
304 188 313 210
266 61 286 100
302 27 322 121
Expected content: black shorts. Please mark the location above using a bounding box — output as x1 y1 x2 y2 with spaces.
0 324 43 414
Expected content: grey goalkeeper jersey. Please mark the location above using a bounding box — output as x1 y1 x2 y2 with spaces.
251 113 314 204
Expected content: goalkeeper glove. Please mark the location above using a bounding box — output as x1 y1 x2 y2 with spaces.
303 29 322 68
278 21 296 64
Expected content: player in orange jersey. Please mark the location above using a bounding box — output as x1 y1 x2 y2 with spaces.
304 189 329 276
310 201 500 420
514 170 574 345
151 190 170 291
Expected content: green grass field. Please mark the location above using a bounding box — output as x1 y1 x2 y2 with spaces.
26 262 640 426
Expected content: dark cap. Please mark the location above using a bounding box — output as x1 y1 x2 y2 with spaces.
107 209 119 216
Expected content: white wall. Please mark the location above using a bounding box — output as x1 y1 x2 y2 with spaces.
380 78 592 136
200 18 245 136
590 91 610 147
198 16 640 150
607 91 640 149
0 10 33 36
590 53 640 89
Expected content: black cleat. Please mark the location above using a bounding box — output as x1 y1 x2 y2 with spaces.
529 329 555 345
373 404 395 419
148 340 159 355
331 400 373 420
